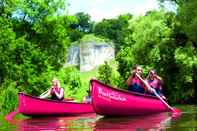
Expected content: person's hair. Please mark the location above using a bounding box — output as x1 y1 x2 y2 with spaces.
132 65 137 70
149 69 156 74
52 78 60 87
130 65 143 77
146 69 156 80
131 65 141 71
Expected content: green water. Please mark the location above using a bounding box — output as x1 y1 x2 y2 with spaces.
1 105 197 131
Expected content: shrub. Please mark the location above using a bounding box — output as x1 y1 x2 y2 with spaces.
0 80 19 113
97 61 112 85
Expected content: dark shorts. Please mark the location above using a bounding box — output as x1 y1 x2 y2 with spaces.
128 84 145 94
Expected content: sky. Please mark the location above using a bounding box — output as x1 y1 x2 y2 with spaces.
67 0 160 21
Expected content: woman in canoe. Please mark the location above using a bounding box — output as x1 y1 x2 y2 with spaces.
126 65 147 93
145 69 166 99
126 65 154 94
40 78 64 100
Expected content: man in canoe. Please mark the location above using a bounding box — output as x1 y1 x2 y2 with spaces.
126 65 154 94
40 78 64 100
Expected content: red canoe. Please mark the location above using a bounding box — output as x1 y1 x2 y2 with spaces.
90 79 171 116
18 92 94 116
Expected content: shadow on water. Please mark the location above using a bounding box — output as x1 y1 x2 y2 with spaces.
2 105 197 131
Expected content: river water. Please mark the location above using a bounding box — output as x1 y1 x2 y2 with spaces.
1 105 197 131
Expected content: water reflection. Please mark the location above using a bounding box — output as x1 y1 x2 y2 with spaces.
6 112 177 131
95 113 172 131
13 113 96 131
3 105 197 131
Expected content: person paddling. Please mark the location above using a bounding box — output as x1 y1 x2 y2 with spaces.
145 69 166 99
126 65 156 94
134 71 177 113
126 66 147 93
40 78 64 100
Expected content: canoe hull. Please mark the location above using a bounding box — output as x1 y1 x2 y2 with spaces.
91 79 169 116
18 92 94 116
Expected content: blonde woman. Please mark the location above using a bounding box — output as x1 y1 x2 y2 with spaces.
40 78 64 100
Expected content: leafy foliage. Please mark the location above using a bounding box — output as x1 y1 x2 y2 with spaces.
0 0 73 112
97 61 112 84
1 0 197 113
75 12 93 33
0 80 19 113
97 60 126 89
160 0 197 103
177 0 197 43
68 12 94 42
115 10 192 103
93 14 132 52
63 67 82 100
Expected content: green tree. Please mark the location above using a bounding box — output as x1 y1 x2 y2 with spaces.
97 61 112 85
160 0 197 103
75 12 93 33
174 0 197 103
66 12 94 42
94 14 132 52
9 0 70 69
0 0 70 94
0 0 19 18
116 10 187 103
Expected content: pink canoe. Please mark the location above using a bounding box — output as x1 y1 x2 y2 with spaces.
91 79 171 116
18 92 94 116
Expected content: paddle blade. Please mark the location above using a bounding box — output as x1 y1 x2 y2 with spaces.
4 109 19 121
171 108 182 119
173 108 182 113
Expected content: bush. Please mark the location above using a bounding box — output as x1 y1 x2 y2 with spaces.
63 67 82 100
97 61 127 89
0 80 19 113
97 61 112 85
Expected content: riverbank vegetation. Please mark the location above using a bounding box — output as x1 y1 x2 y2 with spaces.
0 0 196 112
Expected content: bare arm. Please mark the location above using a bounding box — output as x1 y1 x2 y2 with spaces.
126 71 135 86
54 88 64 99
83 96 86 102
39 89 51 98
155 74 162 81
154 74 164 87
126 76 132 86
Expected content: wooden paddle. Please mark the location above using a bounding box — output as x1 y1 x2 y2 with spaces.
147 87 181 114
135 73 176 113
39 88 50 98
151 88 175 111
